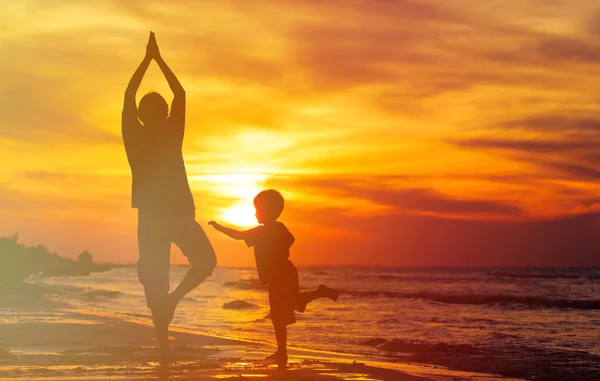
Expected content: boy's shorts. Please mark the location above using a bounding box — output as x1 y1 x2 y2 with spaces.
268 261 300 326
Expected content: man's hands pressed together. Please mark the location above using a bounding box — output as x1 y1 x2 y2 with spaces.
145 31 160 61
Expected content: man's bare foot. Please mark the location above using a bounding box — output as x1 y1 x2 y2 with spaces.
153 293 179 326
162 292 179 325
318 285 338 301
159 346 172 369
265 350 280 360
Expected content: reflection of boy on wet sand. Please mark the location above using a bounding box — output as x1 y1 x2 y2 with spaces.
122 32 217 365
209 189 338 368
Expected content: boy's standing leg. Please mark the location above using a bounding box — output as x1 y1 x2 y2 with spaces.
268 278 296 368
273 322 288 368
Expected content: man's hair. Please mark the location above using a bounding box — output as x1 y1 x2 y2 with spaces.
254 189 285 220
138 92 169 123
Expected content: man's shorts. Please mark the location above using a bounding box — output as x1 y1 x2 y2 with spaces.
137 210 217 309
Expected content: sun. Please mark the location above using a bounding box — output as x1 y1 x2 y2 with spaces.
222 203 257 228
190 173 267 228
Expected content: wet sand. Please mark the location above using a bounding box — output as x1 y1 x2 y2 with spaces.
0 290 521 381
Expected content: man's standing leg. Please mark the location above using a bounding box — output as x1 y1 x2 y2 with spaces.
137 211 172 363
160 216 216 323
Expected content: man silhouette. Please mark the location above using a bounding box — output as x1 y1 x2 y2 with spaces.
122 32 216 364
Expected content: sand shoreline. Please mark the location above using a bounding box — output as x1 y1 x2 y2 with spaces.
0 299 522 381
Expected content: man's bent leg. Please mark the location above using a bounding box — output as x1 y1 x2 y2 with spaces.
162 218 217 322
137 212 172 362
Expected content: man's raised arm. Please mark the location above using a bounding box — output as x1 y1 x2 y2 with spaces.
152 35 185 125
122 32 155 128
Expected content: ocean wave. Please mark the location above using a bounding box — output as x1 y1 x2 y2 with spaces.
342 290 600 310
487 271 599 280
360 338 488 355
84 289 121 299
354 274 483 283
222 300 259 310
377 317 400 324
361 338 600 380
222 279 266 291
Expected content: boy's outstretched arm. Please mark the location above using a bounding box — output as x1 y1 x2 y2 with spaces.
208 221 250 240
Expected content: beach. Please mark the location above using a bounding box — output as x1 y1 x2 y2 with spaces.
0 299 500 381
1 266 599 380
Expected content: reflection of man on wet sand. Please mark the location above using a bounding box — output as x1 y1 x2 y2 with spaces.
121 31 216 364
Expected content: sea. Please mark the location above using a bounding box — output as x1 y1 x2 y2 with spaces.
33 266 600 380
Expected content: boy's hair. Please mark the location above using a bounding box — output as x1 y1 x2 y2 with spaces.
138 92 169 124
254 189 285 220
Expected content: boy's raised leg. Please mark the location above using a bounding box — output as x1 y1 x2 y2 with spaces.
296 285 338 312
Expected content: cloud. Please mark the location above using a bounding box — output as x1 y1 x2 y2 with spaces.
268 176 522 218
536 36 600 64
587 10 600 36
538 160 600 181
501 115 600 133
20 171 70 182
452 138 600 154
284 204 600 266
451 136 600 182
363 187 522 216
4 0 600 266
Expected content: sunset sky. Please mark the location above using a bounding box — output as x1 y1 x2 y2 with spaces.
2 0 600 266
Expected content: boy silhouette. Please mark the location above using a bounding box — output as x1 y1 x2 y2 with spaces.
209 189 338 368
122 32 217 364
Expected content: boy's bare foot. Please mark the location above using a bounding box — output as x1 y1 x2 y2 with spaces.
265 350 287 368
276 351 288 369
318 285 338 301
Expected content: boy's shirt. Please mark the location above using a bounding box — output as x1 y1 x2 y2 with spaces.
243 222 295 285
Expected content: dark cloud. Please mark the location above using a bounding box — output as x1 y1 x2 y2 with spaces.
536 36 600 64
365 187 522 216
452 138 600 154
283 0 470 24
452 137 600 182
583 152 600 163
501 115 600 133
538 160 600 181
268 176 521 217
285 205 600 266
587 10 600 36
